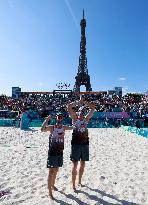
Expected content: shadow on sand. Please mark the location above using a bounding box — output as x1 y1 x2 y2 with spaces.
58 185 138 205
57 190 90 205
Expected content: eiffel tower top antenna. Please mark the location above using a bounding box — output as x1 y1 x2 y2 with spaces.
83 9 85 19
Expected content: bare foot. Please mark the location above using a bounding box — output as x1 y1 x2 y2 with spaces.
52 186 58 191
48 193 54 200
73 187 77 193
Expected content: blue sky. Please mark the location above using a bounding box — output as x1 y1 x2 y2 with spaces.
0 0 147 96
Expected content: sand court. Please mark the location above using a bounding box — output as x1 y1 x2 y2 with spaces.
0 127 148 205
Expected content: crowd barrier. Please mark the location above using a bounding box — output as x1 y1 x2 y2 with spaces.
0 111 147 129
0 118 147 138
0 118 116 128
0 119 19 127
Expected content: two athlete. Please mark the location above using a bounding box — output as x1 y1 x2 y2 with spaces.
41 99 95 199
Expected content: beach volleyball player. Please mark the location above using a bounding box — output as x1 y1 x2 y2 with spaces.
41 113 72 199
67 99 95 191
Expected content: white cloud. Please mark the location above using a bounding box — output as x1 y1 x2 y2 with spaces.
39 82 44 86
119 77 126 81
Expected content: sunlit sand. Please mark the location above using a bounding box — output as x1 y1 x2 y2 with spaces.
0 127 148 205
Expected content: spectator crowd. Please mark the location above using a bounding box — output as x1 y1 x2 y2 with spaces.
0 93 147 120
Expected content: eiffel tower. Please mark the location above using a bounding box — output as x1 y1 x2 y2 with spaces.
73 10 92 92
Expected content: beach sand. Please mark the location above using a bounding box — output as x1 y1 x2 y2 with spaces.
0 127 148 205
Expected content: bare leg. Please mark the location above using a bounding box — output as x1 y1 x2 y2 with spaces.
78 161 85 186
72 161 78 191
52 168 59 191
48 169 55 200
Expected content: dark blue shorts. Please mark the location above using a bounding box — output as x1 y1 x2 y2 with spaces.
70 145 89 161
47 155 63 168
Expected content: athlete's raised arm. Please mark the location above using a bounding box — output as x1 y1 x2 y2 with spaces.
41 115 53 132
84 101 96 122
67 100 83 121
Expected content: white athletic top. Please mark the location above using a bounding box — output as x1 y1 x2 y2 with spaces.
48 125 65 156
